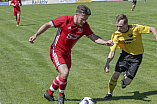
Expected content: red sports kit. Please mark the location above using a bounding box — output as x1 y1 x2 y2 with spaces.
11 0 21 16
49 15 94 69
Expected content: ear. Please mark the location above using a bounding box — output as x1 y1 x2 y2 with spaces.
76 13 78 17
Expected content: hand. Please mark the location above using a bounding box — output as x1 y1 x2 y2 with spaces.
29 35 37 44
104 64 109 73
105 40 113 46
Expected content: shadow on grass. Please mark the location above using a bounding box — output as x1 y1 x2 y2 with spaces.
65 90 157 103
93 90 157 103
20 24 36 26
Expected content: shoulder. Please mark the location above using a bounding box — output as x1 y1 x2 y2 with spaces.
57 15 73 21
83 22 90 28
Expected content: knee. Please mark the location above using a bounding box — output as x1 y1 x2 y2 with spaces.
124 78 132 85
112 72 121 80
61 71 69 78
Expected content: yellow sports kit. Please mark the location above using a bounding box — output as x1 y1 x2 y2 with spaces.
110 24 150 55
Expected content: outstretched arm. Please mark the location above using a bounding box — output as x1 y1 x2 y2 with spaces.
29 21 54 44
150 27 157 40
104 51 115 73
89 34 113 46
10 2 15 6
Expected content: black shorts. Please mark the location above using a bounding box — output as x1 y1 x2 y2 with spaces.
115 50 143 79
132 1 137 5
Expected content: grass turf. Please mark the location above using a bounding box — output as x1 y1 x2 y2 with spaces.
0 0 157 104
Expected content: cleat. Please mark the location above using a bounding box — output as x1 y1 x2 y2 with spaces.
131 9 134 11
44 91 54 101
121 72 126 88
58 95 65 104
103 94 112 100
16 25 19 27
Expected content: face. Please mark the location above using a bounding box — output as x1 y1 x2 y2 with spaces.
116 20 128 33
75 13 89 27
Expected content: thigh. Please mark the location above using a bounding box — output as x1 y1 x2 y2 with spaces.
127 54 142 79
13 8 17 16
50 51 71 70
115 52 128 73
132 1 136 5
16 10 21 15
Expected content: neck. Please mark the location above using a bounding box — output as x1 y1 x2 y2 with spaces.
74 15 77 25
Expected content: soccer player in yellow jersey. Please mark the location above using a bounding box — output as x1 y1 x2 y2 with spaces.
131 0 137 11
103 14 157 99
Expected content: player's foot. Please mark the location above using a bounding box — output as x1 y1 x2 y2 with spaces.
131 9 134 11
121 72 126 88
16 25 19 27
103 94 112 100
58 95 65 104
44 91 54 101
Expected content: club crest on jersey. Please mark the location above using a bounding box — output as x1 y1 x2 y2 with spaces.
78 28 83 32
68 27 71 29
128 33 133 37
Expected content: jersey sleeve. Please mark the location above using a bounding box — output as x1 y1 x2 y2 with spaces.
110 34 119 52
11 0 14 3
137 25 150 34
52 16 66 28
84 23 94 37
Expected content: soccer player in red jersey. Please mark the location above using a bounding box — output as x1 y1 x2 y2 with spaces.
29 5 113 104
10 0 22 26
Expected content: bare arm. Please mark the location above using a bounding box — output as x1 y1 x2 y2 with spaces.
29 21 54 44
20 0 22 6
104 51 115 73
10 2 15 6
89 34 113 46
150 27 157 40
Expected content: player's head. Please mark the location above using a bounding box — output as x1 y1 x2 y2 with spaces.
75 5 91 27
76 5 91 16
116 14 128 33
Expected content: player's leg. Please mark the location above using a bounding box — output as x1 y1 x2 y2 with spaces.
13 8 17 21
57 64 69 104
44 63 69 103
122 54 142 88
109 72 121 94
131 5 135 11
103 71 120 99
121 72 132 88
58 64 69 96
104 50 128 99
16 12 21 26
131 1 136 11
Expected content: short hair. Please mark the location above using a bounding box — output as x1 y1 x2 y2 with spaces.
116 14 128 24
76 5 91 15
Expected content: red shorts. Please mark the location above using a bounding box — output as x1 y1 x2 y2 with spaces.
13 8 20 16
50 49 71 70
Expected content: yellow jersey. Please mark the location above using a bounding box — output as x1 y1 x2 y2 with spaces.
110 24 150 55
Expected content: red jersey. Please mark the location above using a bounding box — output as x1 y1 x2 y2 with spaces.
51 15 94 55
11 0 21 11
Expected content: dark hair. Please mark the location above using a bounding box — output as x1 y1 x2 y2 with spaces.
116 14 128 24
76 5 91 15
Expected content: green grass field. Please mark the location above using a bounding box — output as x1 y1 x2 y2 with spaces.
0 0 157 104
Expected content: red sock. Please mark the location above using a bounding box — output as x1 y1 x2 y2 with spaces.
48 76 59 95
59 76 67 96
17 19 20 25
